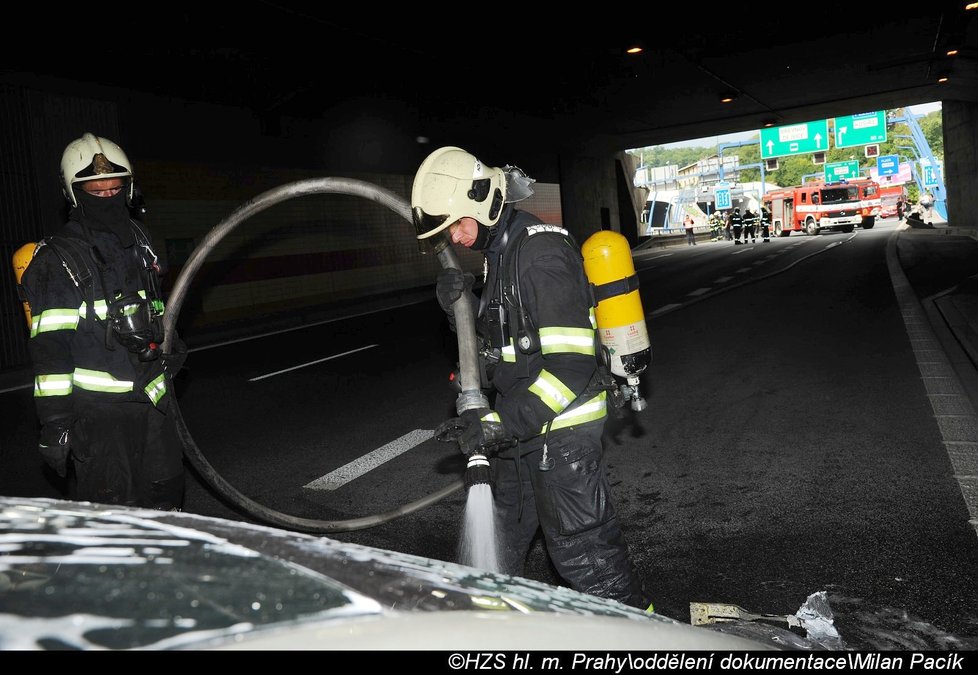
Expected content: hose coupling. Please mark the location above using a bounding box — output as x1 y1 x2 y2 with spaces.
464 453 492 489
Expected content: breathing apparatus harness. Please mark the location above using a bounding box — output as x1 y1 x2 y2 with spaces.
38 219 165 362
482 223 628 473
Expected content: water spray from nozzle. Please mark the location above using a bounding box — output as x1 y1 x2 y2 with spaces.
464 453 491 490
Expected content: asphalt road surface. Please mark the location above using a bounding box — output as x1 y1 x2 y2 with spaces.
3 218 978 650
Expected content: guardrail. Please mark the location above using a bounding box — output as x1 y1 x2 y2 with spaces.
635 227 716 252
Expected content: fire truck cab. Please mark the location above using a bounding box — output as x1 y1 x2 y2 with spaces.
878 184 906 219
762 179 881 237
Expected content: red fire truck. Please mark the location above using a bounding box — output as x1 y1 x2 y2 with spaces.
878 184 906 219
762 178 882 237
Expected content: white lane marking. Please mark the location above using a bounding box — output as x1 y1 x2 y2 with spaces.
248 344 379 382
736 267 752 273
188 301 429 353
714 276 733 284
688 288 711 297
634 251 675 260
0 383 31 394
304 429 434 491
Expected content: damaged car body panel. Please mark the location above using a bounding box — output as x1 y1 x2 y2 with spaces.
0 496 831 650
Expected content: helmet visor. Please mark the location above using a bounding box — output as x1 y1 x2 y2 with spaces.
413 207 452 239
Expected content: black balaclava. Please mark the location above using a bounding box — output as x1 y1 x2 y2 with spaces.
471 204 518 252
73 188 135 247
471 222 493 251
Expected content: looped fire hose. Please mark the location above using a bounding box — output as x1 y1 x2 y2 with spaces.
162 177 483 533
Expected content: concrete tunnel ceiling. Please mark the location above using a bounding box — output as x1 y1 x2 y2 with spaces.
4 3 977 155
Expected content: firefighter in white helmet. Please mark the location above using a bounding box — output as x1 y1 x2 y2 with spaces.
18 132 184 509
414 146 651 610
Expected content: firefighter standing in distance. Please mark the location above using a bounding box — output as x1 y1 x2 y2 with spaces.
413 146 651 610
743 208 758 244
19 133 184 509
728 208 744 244
760 206 772 242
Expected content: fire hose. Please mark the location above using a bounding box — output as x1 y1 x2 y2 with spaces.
162 178 483 533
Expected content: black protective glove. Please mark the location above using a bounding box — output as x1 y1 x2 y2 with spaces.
435 407 514 456
435 268 475 332
162 331 189 376
38 417 74 478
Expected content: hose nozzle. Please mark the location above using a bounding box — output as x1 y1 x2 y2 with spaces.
464 453 491 489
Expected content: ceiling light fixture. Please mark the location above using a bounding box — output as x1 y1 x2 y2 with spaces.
946 48 959 56
719 91 739 104
626 46 643 55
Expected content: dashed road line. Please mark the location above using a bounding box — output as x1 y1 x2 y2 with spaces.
249 344 379 382
304 429 434 491
649 233 856 319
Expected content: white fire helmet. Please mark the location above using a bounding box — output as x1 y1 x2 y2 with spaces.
411 146 506 240
60 132 134 207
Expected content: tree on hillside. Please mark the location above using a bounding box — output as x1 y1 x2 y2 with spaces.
627 146 709 170
628 107 943 190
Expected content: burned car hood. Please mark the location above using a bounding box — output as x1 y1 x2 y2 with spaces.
0 496 774 650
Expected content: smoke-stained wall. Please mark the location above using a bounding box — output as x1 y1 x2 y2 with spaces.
137 160 563 331
0 77 629 376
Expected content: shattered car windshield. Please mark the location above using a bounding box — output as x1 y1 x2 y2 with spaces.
0 500 375 649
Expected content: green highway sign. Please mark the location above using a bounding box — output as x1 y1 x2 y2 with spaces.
824 160 860 181
833 111 887 148
760 119 829 159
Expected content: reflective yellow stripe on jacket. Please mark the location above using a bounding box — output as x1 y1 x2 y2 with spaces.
528 365 608 433
529 369 577 414
29 291 156 338
144 373 168 406
539 326 595 356
33 368 168 407
543 391 608 433
34 373 73 397
501 320 596 364
72 368 134 394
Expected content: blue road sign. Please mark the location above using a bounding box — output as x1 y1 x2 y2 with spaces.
714 183 732 210
922 164 940 187
877 155 899 176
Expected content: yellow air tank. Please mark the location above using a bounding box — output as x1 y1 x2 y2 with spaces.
581 231 650 410
12 242 37 330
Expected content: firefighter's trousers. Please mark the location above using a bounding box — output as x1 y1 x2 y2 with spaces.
492 423 649 609
70 398 185 509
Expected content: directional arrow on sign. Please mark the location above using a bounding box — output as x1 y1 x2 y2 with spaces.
833 111 887 149
760 120 830 159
